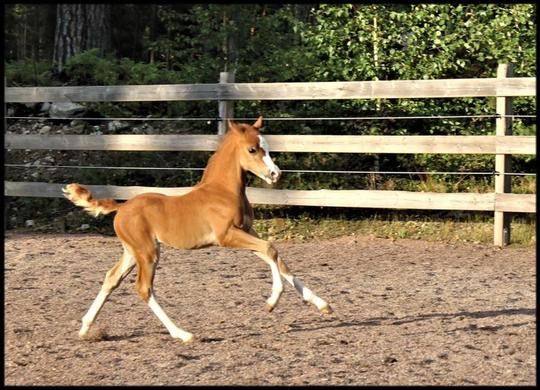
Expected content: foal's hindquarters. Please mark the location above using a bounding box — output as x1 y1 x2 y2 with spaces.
79 193 202 342
77 193 332 342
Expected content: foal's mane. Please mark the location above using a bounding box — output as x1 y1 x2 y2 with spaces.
199 125 250 185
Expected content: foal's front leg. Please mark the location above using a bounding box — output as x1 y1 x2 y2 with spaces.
221 227 332 314
247 228 284 311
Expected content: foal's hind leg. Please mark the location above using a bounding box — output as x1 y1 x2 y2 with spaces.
133 243 194 342
79 246 136 338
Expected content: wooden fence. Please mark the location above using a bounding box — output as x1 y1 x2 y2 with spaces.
4 64 536 246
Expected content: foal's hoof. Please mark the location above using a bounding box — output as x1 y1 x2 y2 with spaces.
176 333 196 343
171 330 196 343
265 302 275 312
78 324 90 338
182 334 196 343
319 304 334 315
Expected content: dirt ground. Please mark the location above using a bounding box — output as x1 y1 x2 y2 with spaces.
4 232 536 385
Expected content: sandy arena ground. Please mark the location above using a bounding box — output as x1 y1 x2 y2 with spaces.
4 232 536 385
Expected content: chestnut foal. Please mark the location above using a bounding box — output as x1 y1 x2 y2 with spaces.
63 117 332 342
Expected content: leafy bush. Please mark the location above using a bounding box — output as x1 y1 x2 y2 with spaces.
5 60 53 86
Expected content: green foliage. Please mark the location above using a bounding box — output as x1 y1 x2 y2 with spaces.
63 49 119 85
294 4 535 124
58 50 193 117
290 4 536 178
145 4 310 83
300 4 535 81
5 60 53 86
62 49 186 86
4 4 536 197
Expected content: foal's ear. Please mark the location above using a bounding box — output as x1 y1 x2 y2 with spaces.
227 119 246 134
253 116 263 130
228 119 243 133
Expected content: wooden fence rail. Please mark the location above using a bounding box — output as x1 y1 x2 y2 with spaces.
4 64 536 246
4 134 536 154
5 78 535 102
4 182 536 213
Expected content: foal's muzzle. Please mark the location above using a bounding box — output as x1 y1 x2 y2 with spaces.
270 167 281 183
261 166 281 185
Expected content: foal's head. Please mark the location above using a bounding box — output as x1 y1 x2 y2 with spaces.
227 116 281 185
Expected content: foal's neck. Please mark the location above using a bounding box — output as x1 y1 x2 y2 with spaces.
198 135 246 196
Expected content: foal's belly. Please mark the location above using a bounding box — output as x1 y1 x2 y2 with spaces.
157 228 218 250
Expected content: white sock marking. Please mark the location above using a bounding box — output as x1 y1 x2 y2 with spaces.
80 291 109 336
148 294 193 342
79 249 135 337
255 252 284 308
281 269 328 311
267 261 284 307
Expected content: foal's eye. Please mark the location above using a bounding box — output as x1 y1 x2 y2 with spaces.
248 147 257 154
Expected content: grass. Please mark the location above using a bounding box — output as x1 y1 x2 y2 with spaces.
8 208 536 248
252 210 536 247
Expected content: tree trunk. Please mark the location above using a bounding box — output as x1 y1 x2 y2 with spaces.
222 4 240 73
53 4 111 73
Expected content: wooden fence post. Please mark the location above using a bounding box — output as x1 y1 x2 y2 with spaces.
494 63 513 247
4 77 7 232
218 72 234 135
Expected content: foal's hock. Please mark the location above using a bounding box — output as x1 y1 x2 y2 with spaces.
63 117 332 342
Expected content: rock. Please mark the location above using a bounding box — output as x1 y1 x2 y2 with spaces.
71 123 87 134
40 102 51 112
108 120 129 132
25 220 34 227
49 102 86 118
437 352 448 359
42 156 55 164
39 126 51 135
383 356 398 364
80 224 90 230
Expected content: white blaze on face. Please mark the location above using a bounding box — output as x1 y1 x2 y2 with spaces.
258 135 281 184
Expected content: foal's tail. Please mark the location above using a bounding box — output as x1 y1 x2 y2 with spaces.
62 183 121 217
